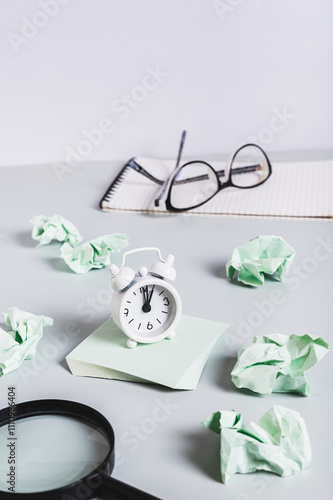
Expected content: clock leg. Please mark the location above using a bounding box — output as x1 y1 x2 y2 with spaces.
127 339 137 349
166 331 175 340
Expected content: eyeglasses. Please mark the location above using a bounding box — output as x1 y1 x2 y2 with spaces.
126 131 272 212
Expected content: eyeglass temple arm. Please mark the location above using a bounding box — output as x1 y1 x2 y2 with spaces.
127 155 260 192
127 159 164 185
154 131 187 207
175 130 186 169
172 163 261 185
229 164 261 175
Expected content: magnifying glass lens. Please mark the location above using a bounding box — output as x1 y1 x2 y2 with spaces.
0 415 110 493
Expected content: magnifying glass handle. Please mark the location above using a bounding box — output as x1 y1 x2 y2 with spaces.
101 476 162 500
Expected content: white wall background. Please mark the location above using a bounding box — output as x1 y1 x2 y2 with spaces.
0 0 332 167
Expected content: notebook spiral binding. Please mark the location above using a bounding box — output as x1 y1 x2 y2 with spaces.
99 161 132 209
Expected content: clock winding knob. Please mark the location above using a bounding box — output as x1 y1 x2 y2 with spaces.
109 264 135 292
138 266 149 277
150 253 176 281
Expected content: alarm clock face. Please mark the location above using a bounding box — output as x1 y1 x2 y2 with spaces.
118 278 181 343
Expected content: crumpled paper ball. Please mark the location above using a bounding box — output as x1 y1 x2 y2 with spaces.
60 233 129 273
0 307 53 376
231 333 329 395
202 405 311 483
31 214 82 246
226 235 295 286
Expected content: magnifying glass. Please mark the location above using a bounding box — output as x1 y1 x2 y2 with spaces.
0 399 161 499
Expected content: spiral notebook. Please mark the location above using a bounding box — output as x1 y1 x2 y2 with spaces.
99 157 333 218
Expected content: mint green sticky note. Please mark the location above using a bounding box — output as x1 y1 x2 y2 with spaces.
0 307 53 376
66 315 228 390
231 333 329 395
226 235 295 286
202 405 311 483
31 214 82 246
60 233 129 273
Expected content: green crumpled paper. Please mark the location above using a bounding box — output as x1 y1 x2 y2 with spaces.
202 405 311 484
226 235 295 286
31 214 82 246
0 307 53 376
60 234 129 273
231 333 329 395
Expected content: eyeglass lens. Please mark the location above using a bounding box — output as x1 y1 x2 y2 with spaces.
230 145 269 188
169 162 219 210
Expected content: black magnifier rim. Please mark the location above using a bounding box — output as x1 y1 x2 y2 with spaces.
0 399 115 499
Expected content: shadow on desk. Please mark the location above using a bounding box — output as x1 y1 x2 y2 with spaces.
181 426 221 483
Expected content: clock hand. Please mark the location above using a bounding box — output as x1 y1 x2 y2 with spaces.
147 285 155 306
142 285 151 313
141 286 148 305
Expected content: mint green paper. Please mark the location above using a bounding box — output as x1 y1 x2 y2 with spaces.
66 315 228 390
0 307 53 376
60 234 129 273
226 235 295 286
202 405 311 483
31 214 82 246
231 333 329 395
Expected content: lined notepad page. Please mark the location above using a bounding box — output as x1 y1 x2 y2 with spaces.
100 157 333 218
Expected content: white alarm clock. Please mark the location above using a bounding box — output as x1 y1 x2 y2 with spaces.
109 247 182 348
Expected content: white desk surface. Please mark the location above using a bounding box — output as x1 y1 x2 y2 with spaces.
0 155 332 500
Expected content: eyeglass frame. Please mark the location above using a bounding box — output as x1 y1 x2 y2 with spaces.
160 142 272 212
121 133 272 213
